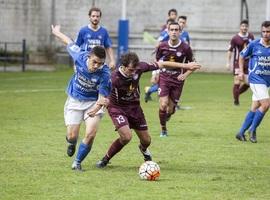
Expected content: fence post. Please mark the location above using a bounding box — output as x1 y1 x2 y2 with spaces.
22 39 26 72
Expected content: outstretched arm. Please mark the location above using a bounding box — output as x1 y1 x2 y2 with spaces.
51 25 73 45
158 61 201 71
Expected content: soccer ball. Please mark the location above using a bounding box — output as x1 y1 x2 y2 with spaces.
138 161 160 181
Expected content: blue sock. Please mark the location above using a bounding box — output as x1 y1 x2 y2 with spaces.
238 111 255 135
148 84 158 94
75 142 92 164
249 110 265 133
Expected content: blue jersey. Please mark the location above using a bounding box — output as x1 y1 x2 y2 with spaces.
76 25 112 51
240 39 270 87
158 29 190 44
66 43 111 101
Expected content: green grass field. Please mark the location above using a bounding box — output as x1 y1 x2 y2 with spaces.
0 69 269 200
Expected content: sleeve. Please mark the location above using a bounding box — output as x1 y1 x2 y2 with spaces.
139 61 159 73
240 41 254 58
228 37 235 51
98 70 112 97
186 46 194 62
67 43 82 62
156 45 162 61
75 29 83 47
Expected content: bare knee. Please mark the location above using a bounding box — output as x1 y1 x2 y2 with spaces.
120 132 132 145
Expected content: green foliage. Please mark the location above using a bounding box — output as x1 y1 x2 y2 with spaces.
0 70 269 200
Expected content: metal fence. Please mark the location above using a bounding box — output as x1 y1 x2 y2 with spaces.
0 39 26 72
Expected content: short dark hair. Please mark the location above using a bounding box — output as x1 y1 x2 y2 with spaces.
168 22 181 29
88 7 102 17
240 19 249 25
91 46 106 59
168 8 177 16
166 18 175 25
261 20 270 28
120 52 139 68
178 15 187 21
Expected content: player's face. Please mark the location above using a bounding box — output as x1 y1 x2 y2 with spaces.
261 26 270 42
168 24 180 41
240 23 248 34
89 11 101 26
88 55 105 72
169 12 177 21
178 18 186 29
122 64 136 78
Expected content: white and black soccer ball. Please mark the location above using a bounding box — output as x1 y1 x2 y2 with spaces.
138 161 160 181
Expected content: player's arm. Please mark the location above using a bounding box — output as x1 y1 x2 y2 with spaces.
158 61 201 71
87 94 109 117
226 50 232 70
106 47 116 70
51 25 73 45
238 55 245 81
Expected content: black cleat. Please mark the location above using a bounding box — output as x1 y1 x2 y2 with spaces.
234 100 240 106
144 93 152 103
139 145 152 161
67 143 76 157
96 158 109 168
235 133 247 141
249 131 257 143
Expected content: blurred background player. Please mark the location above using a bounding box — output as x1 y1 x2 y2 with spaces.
76 7 115 69
96 52 200 168
156 22 200 137
226 19 254 106
144 69 159 102
177 15 190 45
51 25 111 171
236 21 270 143
160 8 178 31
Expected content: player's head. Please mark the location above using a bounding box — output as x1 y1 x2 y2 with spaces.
88 46 106 72
166 19 175 29
261 21 270 42
168 9 178 21
88 7 102 26
168 22 181 41
120 52 139 78
240 19 249 34
178 15 187 29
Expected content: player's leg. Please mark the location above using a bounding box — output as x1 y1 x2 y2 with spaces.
166 83 183 122
66 125 80 157
239 74 249 95
145 83 159 103
159 95 169 137
135 129 152 161
72 115 101 170
233 75 241 105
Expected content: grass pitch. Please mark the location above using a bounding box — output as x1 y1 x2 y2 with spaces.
0 69 269 200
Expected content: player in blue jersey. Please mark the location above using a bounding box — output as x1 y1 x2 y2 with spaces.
236 21 270 143
177 16 190 45
76 7 115 69
51 24 111 170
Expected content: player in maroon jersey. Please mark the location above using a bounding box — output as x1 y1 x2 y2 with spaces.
156 22 199 137
96 52 200 168
226 19 254 106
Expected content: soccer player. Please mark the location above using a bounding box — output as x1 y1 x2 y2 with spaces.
156 22 199 137
96 52 200 168
160 8 178 31
76 7 115 70
235 21 270 143
51 25 111 170
177 16 190 45
226 19 254 106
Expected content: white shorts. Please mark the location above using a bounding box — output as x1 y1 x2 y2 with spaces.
249 83 270 101
64 96 106 125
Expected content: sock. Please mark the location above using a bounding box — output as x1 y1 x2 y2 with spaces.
238 111 255 135
139 142 150 152
148 84 158 94
249 110 265 133
66 136 77 145
233 84 240 103
75 142 92 164
159 109 167 131
105 138 125 161
239 84 249 94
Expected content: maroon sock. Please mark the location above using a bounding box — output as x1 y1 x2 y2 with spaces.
159 109 167 131
239 84 249 94
105 138 125 161
233 84 240 103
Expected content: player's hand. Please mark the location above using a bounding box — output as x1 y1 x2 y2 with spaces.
51 25 61 35
177 74 187 81
226 63 231 71
96 97 110 107
109 61 116 70
186 62 201 71
87 104 102 118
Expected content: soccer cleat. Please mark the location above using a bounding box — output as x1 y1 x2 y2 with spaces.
144 93 152 103
235 133 247 141
139 145 152 161
71 161 82 171
160 130 168 137
96 158 109 168
249 131 257 143
234 100 240 106
67 143 76 157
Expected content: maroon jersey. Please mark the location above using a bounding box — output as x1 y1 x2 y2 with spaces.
109 61 159 107
228 32 254 74
156 40 193 85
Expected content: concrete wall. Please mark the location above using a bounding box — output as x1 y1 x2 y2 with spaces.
0 0 268 70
